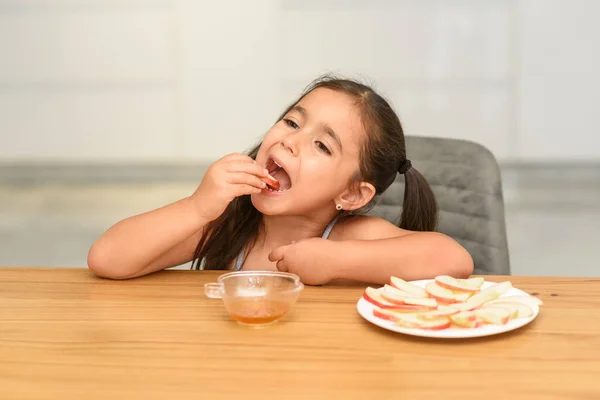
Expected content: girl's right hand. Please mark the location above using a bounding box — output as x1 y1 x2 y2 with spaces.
190 153 268 222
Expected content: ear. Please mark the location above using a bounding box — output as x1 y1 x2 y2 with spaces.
335 181 376 211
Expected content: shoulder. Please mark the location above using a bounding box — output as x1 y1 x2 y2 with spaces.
328 215 414 241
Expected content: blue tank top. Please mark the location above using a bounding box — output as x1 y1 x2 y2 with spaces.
232 215 341 271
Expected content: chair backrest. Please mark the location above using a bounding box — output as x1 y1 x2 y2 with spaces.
366 136 510 275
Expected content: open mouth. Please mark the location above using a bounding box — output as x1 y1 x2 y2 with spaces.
265 157 292 192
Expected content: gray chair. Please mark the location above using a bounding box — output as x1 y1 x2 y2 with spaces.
367 136 510 275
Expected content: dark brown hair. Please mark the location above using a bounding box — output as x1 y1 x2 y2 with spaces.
192 75 438 270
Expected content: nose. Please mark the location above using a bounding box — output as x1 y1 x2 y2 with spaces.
280 135 299 156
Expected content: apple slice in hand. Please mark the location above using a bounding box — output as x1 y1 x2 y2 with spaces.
475 307 512 325
389 276 428 298
262 174 280 190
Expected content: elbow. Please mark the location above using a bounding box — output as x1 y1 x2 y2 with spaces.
87 242 127 279
87 242 112 278
451 246 474 278
433 233 474 279
87 242 144 280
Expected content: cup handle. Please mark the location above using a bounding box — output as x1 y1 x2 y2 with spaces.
204 283 223 299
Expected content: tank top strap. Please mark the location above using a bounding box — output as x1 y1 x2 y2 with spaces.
233 215 341 271
233 249 244 271
321 214 341 239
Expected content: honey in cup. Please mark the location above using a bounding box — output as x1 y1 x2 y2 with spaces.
225 297 290 325
204 271 304 327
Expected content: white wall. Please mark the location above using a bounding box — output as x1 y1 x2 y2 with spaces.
0 0 598 163
517 0 600 160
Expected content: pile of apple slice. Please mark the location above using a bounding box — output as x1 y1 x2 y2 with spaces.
363 275 543 330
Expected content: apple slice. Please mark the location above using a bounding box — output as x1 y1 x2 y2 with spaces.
373 306 433 321
414 319 451 330
373 307 401 321
416 307 459 320
384 284 416 297
465 281 513 306
475 307 512 325
395 314 451 330
363 287 395 308
462 277 485 290
425 282 457 303
501 306 520 319
450 283 510 311
483 295 543 307
373 303 433 320
389 276 428 298
402 297 437 307
484 305 519 319
447 300 482 312
435 275 481 293
453 292 472 302
381 284 436 307
363 287 426 311
485 281 513 297
449 311 482 328
483 302 534 318
381 285 416 304
262 173 280 190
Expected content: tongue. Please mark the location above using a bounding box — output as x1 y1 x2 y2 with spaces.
272 168 291 190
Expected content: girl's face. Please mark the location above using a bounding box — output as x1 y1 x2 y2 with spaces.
252 88 368 217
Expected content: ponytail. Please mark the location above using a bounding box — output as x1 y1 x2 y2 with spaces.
397 160 438 232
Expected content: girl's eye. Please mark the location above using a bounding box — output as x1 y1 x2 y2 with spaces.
284 119 299 130
315 141 331 155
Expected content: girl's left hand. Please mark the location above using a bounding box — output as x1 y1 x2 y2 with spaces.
268 238 337 285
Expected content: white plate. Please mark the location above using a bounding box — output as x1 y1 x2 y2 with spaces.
357 279 540 339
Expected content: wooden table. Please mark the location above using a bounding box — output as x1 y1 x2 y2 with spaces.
1 268 599 400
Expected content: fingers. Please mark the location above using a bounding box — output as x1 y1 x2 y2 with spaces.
268 246 286 262
228 161 269 178
226 161 270 190
220 153 256 164
233 184 264 197
275 259 288 272
228 172 267 189
271 245 290 272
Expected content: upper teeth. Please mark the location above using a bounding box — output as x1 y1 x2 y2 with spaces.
273 160 282 168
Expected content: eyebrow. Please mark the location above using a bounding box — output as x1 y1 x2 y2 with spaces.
290 105 343 152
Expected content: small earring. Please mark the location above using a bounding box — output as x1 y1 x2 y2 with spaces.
336 204 343 211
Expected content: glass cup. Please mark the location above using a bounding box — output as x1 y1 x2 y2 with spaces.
204 271 304 326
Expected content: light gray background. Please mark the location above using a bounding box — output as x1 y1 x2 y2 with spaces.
1 1 598 276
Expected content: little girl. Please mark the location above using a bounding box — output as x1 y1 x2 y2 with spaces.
88 76 473 285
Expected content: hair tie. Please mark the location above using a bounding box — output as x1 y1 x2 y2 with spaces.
397 159 412 175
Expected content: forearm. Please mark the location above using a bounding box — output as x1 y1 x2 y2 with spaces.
330 233 474 285
88 197 208 278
